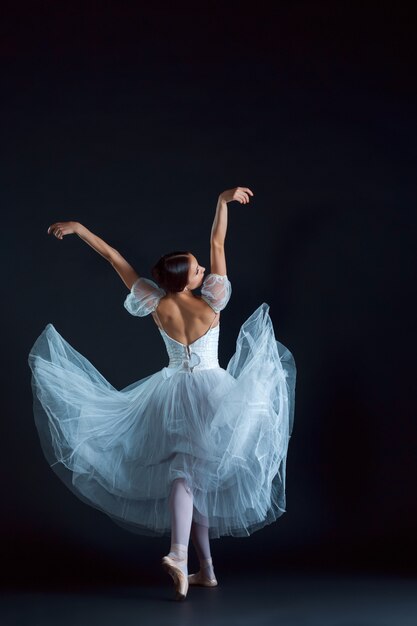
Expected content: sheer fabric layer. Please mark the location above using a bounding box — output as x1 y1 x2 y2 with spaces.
123 273 232 317
28 274 296 539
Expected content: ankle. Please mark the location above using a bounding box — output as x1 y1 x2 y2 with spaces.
169 543 188 561
166 543 189 577
171 542 188 553
198 557 216 579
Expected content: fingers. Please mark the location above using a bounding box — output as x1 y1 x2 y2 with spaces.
220 187 254 204
47 223 64 239
235 187 254 204
235 189 254 204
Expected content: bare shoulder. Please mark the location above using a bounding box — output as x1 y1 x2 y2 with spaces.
156 293 219 319
159 293 205 310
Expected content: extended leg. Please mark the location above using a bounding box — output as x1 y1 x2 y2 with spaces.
167 477 194 577
162 477 194 599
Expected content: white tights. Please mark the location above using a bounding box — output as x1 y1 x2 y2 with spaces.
168 478 213 577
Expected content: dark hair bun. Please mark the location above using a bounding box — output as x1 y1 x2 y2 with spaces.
151 251 191 293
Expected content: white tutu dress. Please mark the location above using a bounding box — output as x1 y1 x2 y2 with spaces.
28 273 296 539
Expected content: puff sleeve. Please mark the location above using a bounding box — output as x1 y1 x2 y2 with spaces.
124 277 166 317
200 273 232 313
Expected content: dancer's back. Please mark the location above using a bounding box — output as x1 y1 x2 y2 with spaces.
151 292 220 346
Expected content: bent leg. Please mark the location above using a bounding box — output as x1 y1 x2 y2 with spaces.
191 516 211 561
191 514 216 580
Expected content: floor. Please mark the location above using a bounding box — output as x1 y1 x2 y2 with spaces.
2 570 417 626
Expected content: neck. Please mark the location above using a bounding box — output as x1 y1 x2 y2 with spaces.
171 288 192 296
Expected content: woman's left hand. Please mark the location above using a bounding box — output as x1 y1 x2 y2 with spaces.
47 221 79 240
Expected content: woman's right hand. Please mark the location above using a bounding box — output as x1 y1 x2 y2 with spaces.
47 221 79 240
219 187 254 204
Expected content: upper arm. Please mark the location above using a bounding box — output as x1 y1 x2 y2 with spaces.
109 250 140 290
124 277 166 317
209 241 227 276
201 273 232 313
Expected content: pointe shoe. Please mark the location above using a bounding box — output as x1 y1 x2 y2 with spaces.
162 554 189 600
188 557 218 587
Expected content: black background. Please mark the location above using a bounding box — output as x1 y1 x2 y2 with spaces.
2 1 416 587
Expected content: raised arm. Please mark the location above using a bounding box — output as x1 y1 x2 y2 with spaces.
47 221 139 290
210 187 254 275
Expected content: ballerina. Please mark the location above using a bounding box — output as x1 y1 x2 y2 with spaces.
28 186 296 600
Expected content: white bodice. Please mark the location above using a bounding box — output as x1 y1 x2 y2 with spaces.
159 324 221 372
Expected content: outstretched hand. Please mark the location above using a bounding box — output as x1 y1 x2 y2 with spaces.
47 221 79 240
219 187 254 204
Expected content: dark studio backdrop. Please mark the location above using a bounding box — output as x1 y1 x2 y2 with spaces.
1 1 416 588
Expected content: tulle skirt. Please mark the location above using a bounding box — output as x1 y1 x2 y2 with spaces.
28 303 296 539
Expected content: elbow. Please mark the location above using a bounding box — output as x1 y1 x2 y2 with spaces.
108 247 121 264
210 239 225 248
